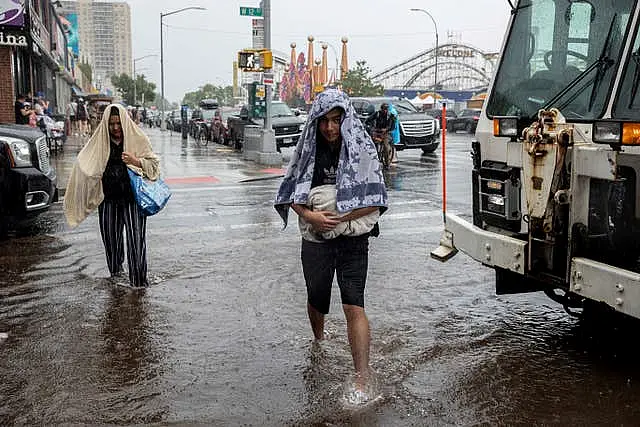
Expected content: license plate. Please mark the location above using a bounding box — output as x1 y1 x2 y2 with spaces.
283 138 292 144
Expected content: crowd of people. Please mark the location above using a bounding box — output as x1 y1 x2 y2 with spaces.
14 93 54 127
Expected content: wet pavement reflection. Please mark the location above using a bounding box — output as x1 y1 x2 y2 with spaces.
2 129 640 425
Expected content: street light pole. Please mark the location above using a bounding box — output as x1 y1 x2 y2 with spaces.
133 54 157 106
160 6 206 130
263 0 272 133
318 40 339 83
410 8 439 92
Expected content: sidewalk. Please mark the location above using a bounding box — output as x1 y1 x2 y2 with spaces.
51 129 286 196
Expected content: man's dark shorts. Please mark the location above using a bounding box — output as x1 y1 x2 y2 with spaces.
301 234 369 314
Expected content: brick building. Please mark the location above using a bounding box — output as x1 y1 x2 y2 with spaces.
0 0 76 123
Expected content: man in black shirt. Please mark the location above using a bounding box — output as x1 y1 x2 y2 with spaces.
276 89 388 406
15 94 30 125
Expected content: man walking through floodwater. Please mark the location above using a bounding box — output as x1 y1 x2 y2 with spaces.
275 89 387 405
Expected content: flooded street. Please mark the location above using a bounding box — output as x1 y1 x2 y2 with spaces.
2 129 640 425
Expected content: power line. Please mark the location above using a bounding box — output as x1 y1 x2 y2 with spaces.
162 24 505 39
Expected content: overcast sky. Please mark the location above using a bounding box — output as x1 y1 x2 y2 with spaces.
128 0 512 103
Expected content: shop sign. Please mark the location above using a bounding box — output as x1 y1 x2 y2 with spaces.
29 2 50 53
440 47 475 59
51 21 67 67
0 0 25 27
0 29 26 47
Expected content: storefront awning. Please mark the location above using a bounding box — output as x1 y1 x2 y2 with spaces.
71 86 88 97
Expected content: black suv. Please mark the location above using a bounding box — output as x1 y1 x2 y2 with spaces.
0 124 58 233
447 109 481 133
423 108 458 130
351 97 440 154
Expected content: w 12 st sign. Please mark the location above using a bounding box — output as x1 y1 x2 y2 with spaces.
240 7 262 17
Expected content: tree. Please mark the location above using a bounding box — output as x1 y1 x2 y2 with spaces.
182 84 235 107
110 73 156 105
341 60 384 97
78 59 92 83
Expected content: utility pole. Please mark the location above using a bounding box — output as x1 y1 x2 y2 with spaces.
160 12 165 128
263 0 272 132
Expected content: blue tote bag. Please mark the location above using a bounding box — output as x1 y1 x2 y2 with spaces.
128 169 172 216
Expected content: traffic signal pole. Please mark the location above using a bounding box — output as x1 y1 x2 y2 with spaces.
255 0 280 165
263 0 272 132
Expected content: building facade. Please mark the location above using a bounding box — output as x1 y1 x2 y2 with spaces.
60 0 132 94
0 0 76 123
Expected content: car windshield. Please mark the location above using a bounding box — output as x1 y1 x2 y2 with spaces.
271 103 294 117
221 110 239 120
391 100 418 113
201 109 216 120
486 0 634 121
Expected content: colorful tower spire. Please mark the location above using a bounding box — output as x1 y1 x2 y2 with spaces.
307 35 315 90
340 37 349 80
290 42 297 67
321 43 328 85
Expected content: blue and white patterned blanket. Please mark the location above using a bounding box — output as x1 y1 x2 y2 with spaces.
274 89 387 227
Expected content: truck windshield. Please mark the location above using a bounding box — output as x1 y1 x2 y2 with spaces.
271 103 294 117
487 0 634 121
613 25 640 119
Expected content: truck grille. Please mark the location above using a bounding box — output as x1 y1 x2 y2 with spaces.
400 120 435 137
275 126 299 136
36 136 51 175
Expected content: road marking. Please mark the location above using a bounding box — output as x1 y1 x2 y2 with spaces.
165 176 221 185
260 168 285 174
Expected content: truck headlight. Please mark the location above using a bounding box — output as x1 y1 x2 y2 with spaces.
3 138 32 167
493 116 519 139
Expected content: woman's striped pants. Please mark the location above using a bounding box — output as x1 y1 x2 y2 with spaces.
98 200 148 287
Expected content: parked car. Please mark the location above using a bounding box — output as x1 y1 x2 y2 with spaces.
0 124 58 234
190 99 219 141
447 108 481 133
166 110 183 132
423 108 458 130
352 97 440 154
227 101 305 152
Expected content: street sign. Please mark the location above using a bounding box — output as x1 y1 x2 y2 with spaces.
252 18 264 49
240 6 262 17
263 72 274 84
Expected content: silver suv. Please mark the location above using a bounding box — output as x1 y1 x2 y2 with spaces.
351 97 440 154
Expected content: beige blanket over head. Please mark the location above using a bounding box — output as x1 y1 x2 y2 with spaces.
63 104 160 227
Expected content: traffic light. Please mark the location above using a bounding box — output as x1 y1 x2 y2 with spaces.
237 49 273 71
238 51 257 70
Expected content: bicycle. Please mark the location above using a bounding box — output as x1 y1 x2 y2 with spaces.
371 129 392 170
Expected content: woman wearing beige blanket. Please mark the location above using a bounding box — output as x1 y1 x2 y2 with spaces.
64 104 160 287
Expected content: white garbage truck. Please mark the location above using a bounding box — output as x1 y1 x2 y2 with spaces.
436 0 640 319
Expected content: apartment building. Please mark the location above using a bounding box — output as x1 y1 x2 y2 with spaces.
60 0 132 93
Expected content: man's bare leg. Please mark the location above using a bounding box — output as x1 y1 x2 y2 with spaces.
308 303 325 340
343 304 370 379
